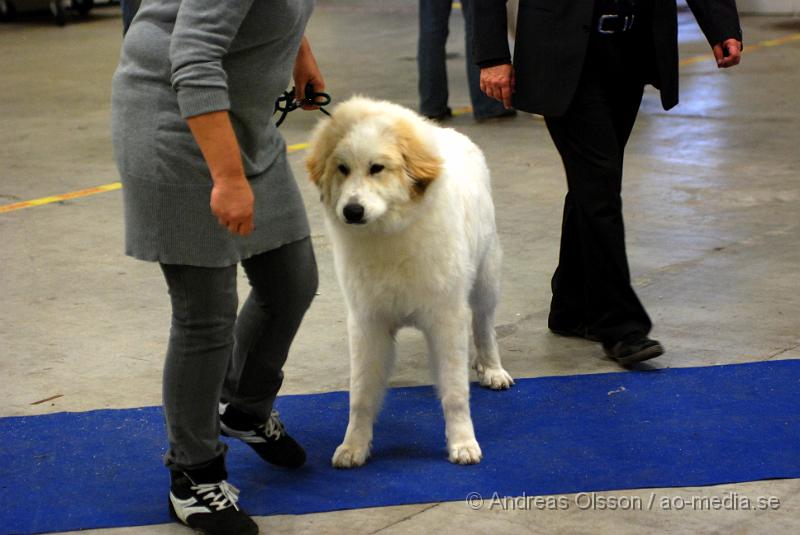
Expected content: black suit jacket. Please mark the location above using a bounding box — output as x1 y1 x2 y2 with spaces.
473 0 742 116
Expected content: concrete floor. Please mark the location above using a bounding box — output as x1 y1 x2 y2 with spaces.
1 2 799 534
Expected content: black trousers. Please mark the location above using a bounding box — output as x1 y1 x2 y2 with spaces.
544 32 652 343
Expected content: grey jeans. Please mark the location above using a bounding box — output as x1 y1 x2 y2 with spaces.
159 237 318 470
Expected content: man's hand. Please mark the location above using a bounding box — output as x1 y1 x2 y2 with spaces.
713 38 742 68
480 64 515 109
293 36 325 110
210 178 255 236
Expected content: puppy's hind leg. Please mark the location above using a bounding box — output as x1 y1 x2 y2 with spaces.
425 307 482 464
332 315 396 468
470 240 514 390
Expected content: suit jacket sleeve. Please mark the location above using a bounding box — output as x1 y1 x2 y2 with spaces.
685 0 743 47
473 0 512 67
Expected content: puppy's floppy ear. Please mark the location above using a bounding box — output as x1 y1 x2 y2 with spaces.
305 117 336 186
395 119 443 196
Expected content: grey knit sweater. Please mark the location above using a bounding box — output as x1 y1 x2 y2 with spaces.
111 0 315 267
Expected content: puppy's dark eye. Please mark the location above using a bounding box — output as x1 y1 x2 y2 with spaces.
369 164 384 175
337 164 350 176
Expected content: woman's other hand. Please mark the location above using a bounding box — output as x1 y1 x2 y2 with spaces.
186 110 255 236
210 178 254 236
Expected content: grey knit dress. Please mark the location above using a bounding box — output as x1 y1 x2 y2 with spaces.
111 0 315 267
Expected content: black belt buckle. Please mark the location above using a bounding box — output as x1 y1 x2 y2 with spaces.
597 13 635 34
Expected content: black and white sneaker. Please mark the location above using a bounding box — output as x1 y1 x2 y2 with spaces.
220 403 306 469
168 461 258 535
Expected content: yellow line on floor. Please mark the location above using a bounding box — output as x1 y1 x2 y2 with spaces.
3 32 798 215
0 183 122 214
0 143 310 214
287 142 309 152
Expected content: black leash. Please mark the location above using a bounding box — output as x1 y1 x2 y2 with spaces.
274 83 332 127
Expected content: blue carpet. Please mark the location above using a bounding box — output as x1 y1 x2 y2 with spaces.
1 360 799 534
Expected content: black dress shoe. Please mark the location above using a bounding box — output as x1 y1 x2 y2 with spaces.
603 336 664 365
475 109 517 122
549 324 600 342
422 107 452 121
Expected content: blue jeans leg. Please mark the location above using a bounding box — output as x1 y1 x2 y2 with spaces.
120 0 141 35
460 0 508 118
418 0 453 116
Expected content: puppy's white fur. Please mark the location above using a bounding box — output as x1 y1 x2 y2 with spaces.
307 97 513 468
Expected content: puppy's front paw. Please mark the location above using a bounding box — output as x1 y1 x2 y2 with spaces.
476 365 515 390
332 442 370 468
448 439 483 465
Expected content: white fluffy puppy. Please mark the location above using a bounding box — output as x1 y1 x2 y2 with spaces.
306 97 514 468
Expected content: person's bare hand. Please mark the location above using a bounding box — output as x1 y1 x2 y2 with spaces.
210 178 254 236
713 38 742 68
480 64 515 109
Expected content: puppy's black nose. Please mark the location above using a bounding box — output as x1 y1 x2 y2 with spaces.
343 202 365 223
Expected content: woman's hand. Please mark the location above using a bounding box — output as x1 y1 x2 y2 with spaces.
210 178 254 236
293 36 325 110
186 110 255 236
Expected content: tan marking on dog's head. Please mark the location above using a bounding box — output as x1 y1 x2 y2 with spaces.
305 117 335 187
393 118 443 199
